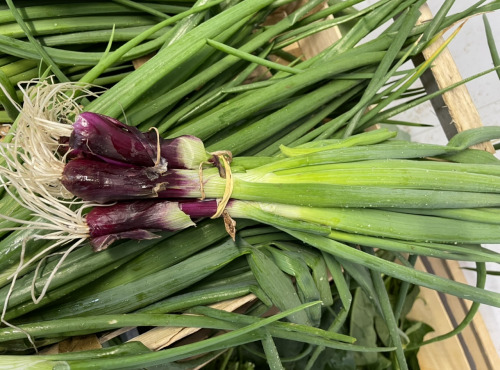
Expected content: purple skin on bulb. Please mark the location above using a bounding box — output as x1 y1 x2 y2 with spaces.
143 131 206 169
68 112 208 170
61 158 209 203
178 200 219 218
61 158 168 203
69 112 158 167
86 199 218 251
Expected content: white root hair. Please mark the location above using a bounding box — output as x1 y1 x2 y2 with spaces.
0 77 103 198
0 170 91 318
0 78 108 335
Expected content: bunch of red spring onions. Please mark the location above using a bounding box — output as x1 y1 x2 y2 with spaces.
53 112 500 252
7 110 500 255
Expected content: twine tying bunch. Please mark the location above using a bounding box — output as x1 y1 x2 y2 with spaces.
198 151 236 239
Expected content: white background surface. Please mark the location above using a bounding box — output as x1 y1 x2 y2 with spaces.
360 0 500 355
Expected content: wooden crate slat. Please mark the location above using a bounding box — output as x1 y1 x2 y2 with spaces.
407 5 499 367
416 4 495 152
408 258 500 369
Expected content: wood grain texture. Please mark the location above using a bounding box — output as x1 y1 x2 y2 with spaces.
40 334 102 355
296 1 342 59
407 259 470 370
407 5 499 368
126 294 256 351
408 258 500 370
416 4 495 152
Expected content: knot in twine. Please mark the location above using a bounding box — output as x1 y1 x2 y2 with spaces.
198 151 236 240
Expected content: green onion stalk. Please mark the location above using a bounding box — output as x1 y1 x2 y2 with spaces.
3 116 500 310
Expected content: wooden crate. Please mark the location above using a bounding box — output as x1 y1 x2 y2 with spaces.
406 5 499 368
408 258 499 370
265 3 500 368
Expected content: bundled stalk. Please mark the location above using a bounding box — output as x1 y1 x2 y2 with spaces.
3 110 500 303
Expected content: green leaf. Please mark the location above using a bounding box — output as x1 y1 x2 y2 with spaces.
374 315 391 348
397 284 420 322
404 321 434 370
246 247 311 326
266 247 322 325
350 288 378 366
306 346 356 370
483 14 500 80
